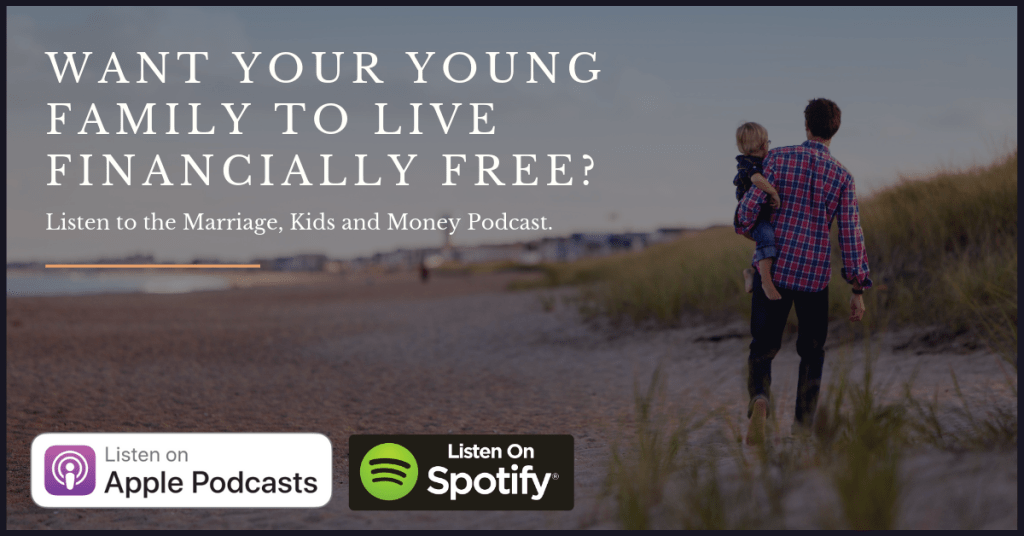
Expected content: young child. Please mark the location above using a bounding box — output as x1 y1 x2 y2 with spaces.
734 122 782 300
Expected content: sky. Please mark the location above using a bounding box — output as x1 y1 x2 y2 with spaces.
6 7 1018 263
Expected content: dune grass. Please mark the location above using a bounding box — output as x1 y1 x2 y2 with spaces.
604 332 938 529
517 152 1017 352
603 366 684 530
513 226 754 325
821 351 907 529
859 152 1018 337
602 318 1016 529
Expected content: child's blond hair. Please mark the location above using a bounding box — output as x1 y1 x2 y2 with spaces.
736 122 768 155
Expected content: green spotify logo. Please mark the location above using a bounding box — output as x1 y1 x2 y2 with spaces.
359 443 419 501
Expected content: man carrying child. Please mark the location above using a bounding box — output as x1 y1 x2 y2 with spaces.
734 98 872 445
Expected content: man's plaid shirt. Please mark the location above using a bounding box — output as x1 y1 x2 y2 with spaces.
735 140 872 293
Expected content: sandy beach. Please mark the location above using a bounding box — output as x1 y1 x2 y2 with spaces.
6 272 1017 529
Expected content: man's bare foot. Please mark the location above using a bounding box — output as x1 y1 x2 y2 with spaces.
762 279 782 301
743 268 754 293
746 398 768 446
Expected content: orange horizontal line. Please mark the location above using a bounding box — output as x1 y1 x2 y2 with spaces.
45 264 261 269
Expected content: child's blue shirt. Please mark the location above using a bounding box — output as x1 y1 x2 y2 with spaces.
733 154 764 201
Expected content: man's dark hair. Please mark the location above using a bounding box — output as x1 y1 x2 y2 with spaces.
804 98 841 140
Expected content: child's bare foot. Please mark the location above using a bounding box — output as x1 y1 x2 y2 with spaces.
762 279 782 301
743 268 754 293
746 398 768 446
757 257 782 300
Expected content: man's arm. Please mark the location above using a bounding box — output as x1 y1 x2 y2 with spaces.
734 187 767 236
750 173 781 209
837 174 873 290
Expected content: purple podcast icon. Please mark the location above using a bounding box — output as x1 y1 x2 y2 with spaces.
44 445 96 496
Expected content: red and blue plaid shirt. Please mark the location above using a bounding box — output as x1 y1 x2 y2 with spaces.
735 140 872 293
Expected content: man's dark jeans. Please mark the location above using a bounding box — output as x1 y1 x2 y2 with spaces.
747 269 829 427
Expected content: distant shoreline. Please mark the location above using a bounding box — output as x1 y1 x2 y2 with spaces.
5 270 353 298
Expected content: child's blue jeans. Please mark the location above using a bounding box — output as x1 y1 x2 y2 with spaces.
750 219 777 263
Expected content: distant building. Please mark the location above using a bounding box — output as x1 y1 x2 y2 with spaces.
261 254 327 272
455 243 528 264
650 227 689 243
536 237 582 262
608 233 649 252
373 249 415 269
571 233 614 257
92 254 155 264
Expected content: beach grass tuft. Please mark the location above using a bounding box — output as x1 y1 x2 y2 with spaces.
823 340 907 530
603 366 684 529
601 329 1002 529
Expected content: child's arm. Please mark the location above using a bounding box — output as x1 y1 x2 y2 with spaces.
750 173 781 209
750 173 776 195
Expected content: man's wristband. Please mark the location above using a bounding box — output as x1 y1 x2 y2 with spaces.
851 288 864 295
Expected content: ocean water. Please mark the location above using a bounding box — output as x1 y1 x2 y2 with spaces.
6 272 231 297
